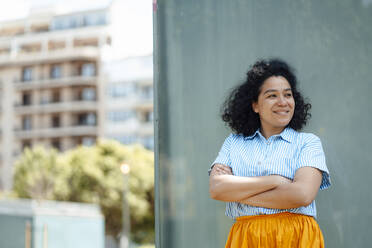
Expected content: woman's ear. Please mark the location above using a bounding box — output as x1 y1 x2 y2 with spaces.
252 102 258 113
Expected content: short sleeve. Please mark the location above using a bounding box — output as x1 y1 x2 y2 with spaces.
297 134 331 190
208 134 233 176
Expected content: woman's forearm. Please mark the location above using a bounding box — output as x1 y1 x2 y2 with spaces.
238 182 311 209
239 167 323 209
209 174 283 202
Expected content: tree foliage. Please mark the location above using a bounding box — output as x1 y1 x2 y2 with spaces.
13 140 154 244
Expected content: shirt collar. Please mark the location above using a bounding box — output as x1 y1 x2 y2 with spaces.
244 127 295 143
279 127 295 143
244 129 260 140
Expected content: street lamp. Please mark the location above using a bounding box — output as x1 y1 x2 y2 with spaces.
120 163 131 248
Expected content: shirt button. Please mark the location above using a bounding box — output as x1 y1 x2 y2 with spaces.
258 161 261 165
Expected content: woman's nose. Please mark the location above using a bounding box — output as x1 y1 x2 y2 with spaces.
277 95 287 105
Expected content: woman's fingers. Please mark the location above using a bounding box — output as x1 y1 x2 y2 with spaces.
212 164 233 175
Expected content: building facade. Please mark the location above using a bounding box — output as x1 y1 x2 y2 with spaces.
0 2 153 190
104 55 154 150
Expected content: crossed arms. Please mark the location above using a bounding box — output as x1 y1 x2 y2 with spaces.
209 164 322 209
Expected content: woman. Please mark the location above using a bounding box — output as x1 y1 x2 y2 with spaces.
209 59 331 247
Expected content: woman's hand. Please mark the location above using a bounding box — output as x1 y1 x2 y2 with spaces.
209 164 288 202
239 167 323 209
211 164 291 185
210 164 233 176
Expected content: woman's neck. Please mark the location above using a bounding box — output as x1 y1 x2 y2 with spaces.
260 126 285 140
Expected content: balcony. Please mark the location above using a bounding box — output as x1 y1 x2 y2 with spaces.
137 122 154 136
0 47 100 67
15 125 98 139
14 100 98 115
14 75 98 90
135 98 153 111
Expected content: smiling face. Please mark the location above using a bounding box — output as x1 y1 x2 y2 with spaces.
252 76 295 138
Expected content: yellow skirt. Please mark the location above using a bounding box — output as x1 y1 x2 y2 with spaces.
225 212 324 248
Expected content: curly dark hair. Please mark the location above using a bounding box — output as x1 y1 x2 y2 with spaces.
221 58 311 137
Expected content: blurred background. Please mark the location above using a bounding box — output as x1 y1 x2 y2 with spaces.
0 0 154 247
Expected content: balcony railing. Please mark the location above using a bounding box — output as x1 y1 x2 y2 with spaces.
135 98 153 111
137 122 154 136
0 46 101 66
14 100 98 114
14 125 98 139
13 75 98 90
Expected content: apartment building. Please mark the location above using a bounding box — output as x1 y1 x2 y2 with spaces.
104 55 154 150
0 2 154 190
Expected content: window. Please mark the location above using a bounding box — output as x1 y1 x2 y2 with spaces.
81 63 96 76
51 15 81 30
50 65 62 79
51 91 60 103
22 67 32 81
144 111 153 122
107 111 134 122
113 135 137 145
81 88 96 101
142 136 154 150
51 12 106 30
83 12 107 26
78 113 96 126
22 140 32 150
22 116 32 130
51 139 61 150
22 93 32 106
141 85 153 99
52 116 60 128
107 83 135 98
86 113 96 125
40 95 48 105
82 137 95 146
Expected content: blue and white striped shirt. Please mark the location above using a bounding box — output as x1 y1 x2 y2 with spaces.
211 127 331 219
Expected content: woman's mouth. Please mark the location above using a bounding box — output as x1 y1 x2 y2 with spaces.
273 111 290 116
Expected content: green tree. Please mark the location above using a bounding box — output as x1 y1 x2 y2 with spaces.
13 140 154 244
13 146 67 200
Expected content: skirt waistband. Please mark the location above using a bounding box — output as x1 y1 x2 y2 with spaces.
235 212 313 222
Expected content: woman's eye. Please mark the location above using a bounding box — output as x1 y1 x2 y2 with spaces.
268 95 276 98
285 93 292 97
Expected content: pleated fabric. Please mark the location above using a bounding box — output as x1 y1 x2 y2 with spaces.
225 212 324 248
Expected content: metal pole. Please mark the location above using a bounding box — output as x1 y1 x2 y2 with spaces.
25 221 31 248
43 223 48 248
120 164 131 248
